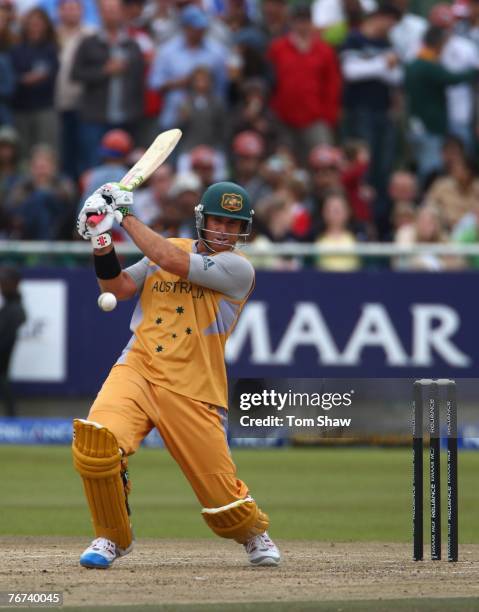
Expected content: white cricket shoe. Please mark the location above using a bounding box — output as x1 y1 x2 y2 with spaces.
79 537 133 569
244 531 280 566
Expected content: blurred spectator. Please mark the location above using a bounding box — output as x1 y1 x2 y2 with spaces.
426 155 479 231
387 169 418 229
223 0 247 30
80 128 132 199
454 199 479 268
6 144 76 240
147 0 177 45
71 0 144 170
0 126 22 237
231 78 277 147
231 130 269 205
267 3 341 165
455 0 479 48
441 134 467 173
287 169 313 239
340 3 402 232
391 200 416 243
39 0 100 27
341 140 374 230
10 8 59 156
389 169 419 243
178 66 227 151
189 144 217 189
178 144 226 186
0 46 14 125
394 202 457 270
250 191 303 269
55 0 94 181
134 163 173 225
312 0 377 46
405 26 477 186
149 5 228 130
389 0 427 62
260 0 289 43
256 152 295 210
307 144 343 233
0 0 15 125
124 0 162 147
151 170 202 237
122 0 146 27
231 24 268 88
312 0 375 31
430 3 479 153
0 266 26 418
254 191 296 242
315 191 361 271
452 0 471 21
0 0 16 48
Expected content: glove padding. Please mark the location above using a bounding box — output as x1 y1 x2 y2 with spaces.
77 193 116 240
96 183 134 224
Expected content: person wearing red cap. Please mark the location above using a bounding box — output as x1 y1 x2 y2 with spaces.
176 144 227 192
80 129 133 209
429 2 479 152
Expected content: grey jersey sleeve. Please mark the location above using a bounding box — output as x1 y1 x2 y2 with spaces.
187 251 254 300
124 257 150 292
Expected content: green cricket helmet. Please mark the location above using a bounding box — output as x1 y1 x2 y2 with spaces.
195 181 254 251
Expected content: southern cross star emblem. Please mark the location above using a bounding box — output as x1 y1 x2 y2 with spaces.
156 317 162 324
185 327 192 335
156 345 163 353
176 306 184 314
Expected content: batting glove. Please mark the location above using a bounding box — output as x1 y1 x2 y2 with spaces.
77 193 115 240
96 183 134 225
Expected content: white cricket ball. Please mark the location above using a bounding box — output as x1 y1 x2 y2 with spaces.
98 292 117 312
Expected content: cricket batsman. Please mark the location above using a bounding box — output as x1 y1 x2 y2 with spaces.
74 180 280 568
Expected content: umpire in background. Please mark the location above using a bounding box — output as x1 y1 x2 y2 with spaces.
0 266 26 417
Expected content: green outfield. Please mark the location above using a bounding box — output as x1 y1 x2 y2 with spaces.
2 445 479 542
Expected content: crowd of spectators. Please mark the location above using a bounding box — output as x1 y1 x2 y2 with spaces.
1 0 479 270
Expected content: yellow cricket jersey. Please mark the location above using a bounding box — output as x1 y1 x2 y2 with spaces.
117 238 254 408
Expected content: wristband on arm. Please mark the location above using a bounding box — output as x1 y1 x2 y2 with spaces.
91 232 112 250
94 247 122 280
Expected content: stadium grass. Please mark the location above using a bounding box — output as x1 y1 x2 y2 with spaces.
2 446 478 542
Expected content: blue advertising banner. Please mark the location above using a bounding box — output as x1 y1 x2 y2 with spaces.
0 418 287 448
227 271 478 378
13 268 479 396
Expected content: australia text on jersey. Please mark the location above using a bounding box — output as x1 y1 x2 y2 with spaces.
151 280 205 299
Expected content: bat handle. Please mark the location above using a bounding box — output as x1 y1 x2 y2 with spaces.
86 213 106 228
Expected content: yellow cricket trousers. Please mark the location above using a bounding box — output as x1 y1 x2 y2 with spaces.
87 363 249 508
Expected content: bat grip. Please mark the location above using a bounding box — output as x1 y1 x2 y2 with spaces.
86 213 106 227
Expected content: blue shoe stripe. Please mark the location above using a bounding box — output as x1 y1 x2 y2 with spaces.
80 552 111 568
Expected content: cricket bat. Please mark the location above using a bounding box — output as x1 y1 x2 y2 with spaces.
87 128 182 227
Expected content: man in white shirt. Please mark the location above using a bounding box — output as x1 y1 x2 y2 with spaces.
430 3 479 152
389 0 427 62
311 0 377 30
